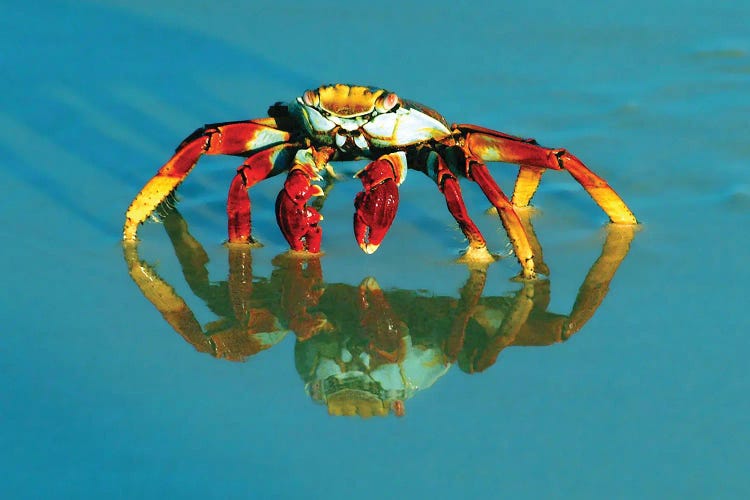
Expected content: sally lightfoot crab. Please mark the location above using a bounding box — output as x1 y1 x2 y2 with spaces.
123 84 637 278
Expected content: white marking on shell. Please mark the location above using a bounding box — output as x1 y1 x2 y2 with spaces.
363 108 450 147
296 98 336 133
338 119 361 132
354 134 369 151
389 151 408 185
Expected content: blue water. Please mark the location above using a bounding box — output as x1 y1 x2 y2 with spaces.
2 1 749 498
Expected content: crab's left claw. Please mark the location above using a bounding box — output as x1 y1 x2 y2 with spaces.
353 152 407 254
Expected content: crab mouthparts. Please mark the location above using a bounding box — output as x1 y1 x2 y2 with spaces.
335 130 369 152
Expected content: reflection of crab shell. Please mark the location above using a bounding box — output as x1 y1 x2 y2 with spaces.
304 335 450 412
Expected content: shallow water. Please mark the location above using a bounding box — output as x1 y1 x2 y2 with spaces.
2 1 749 498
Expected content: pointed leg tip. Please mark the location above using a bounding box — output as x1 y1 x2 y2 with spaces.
510 268 538 282
359 242 380 254
610 214 638 225
284 249 324 259
456 246 497 265
360 276 381 291
225 239 264 250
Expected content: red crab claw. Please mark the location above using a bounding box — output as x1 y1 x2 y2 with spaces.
275 168 325 253
353 152 407 254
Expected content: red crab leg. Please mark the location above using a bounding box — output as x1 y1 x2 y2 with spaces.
353 152 407 254
227 142 300 243
417 150 494 261
465 158 537 280
123 118 291 240
458 124 637 224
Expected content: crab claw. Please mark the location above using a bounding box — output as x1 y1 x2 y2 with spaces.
353 152 407 254
276 169 325 252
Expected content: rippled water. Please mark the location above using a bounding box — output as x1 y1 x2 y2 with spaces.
2 1 749 498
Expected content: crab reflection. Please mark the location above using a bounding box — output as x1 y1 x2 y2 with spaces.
123 208 635 418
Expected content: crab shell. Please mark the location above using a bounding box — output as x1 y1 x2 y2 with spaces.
288 84 453 154
303 336 449 417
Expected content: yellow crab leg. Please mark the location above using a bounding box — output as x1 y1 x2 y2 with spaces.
512 166 544 208
123 118 291 240
466 158 536 280
458 124 637 224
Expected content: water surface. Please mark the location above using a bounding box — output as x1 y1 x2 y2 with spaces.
2 1 748 498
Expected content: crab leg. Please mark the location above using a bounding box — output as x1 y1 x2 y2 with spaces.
227 142 300 243
353 152 407 254
420 150 492 261
458 124 637 224
512 165 544 207
465 158 537 280
123 118 291 240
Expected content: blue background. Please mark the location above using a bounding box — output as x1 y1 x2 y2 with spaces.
2 1 749 498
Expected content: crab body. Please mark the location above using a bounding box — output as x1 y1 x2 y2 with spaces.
289 85 452 156
124 84 636 279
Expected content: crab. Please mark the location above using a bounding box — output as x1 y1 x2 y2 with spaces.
123 84 637 278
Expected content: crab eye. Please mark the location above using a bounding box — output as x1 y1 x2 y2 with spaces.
319 109 331 118
375 92 399 113
302 90 319 106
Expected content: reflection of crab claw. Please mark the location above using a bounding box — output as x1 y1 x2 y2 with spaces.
353 152 407 254
295 315 334 341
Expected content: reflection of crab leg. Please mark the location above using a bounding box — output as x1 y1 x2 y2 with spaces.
458 124 637 224
123 240 214 355
443 266 488 361
516 224 636 344
353 152 407 254
123 118 292 240
125 207 284 360
562 224 636 339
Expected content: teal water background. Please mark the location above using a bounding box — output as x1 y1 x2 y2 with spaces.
2 1 749 497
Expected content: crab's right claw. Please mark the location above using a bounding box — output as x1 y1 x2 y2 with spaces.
276 169 325 253
353 153 407 254
354 180 399 254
